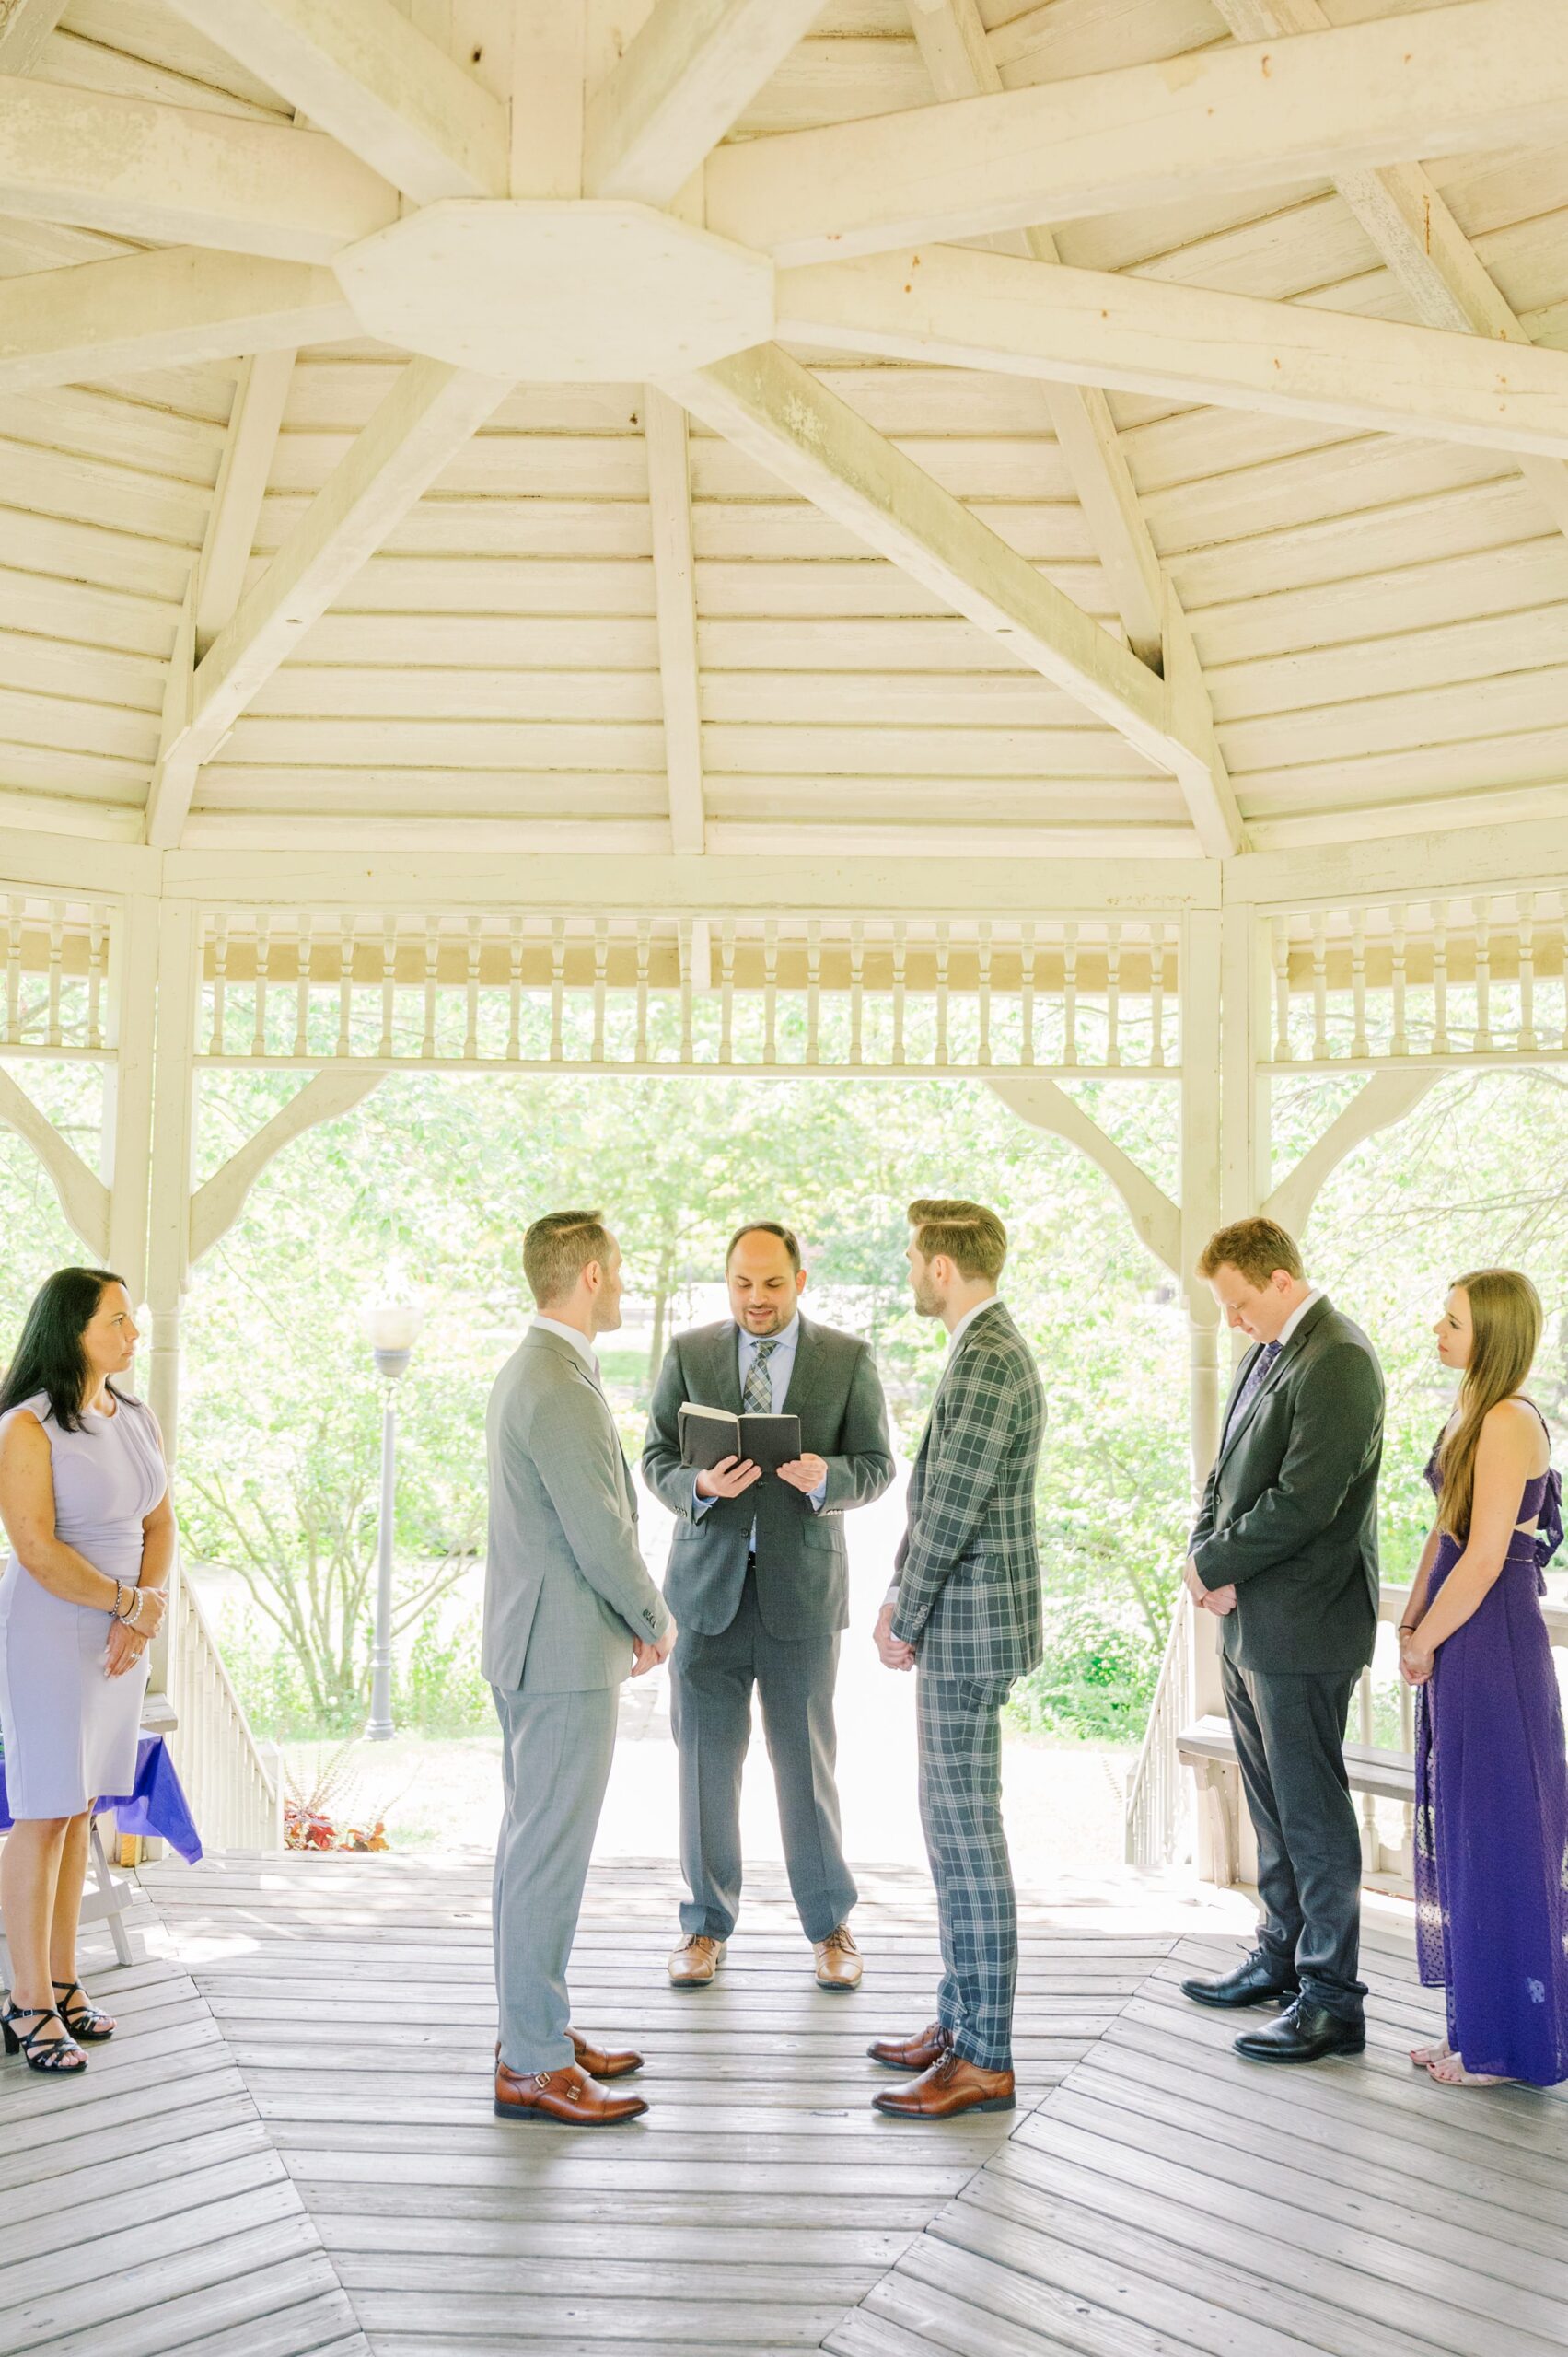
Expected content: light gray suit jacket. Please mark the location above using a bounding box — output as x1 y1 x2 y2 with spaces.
482 1326 671 1693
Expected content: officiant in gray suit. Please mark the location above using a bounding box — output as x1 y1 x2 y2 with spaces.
484 1209 675 2129
643 1223 893 1991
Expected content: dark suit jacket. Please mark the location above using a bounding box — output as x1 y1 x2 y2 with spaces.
1190 1295 1384 1677
890 1300 1046 1682
642 1316 893 1640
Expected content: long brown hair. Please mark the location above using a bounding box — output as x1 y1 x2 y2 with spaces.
1436 1268 1543 1538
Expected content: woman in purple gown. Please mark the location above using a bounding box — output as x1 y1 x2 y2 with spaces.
1401 1267 1568 2088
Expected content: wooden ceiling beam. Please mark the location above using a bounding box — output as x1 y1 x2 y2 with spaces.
1209 0 1568 541
145 359 510 850
584 0 828 207
194 348 296 659
666 342 1245 856
0 248 349 399
903 0 1162 668
644 388 706 856
707 0 1568 264
163 0 508 203
778 245 1568 462
0 0 67 75
0 73 396 260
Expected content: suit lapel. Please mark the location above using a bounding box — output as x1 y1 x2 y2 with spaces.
711 1324 743 1412
1215 1295 1331 1469
777 1315 819 1412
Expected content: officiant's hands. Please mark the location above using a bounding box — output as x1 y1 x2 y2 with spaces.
776 1453 828 1493
695 1454 761 1499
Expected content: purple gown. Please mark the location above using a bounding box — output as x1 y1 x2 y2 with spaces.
1414 1412 1568 2084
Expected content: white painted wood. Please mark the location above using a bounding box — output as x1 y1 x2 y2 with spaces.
1265 1069 1438 1233
584 0 829 206
145 360 512 848
0 0 69 75
190 1067 384 1261
0 72 398 259
195 350 296 659
0 1058 108 1250
667 343 1218 825
987 1073 1179 1271
778 244 1568 462
162 0 509 202
644 387 705 856
706 0 1568 262
0 248 346 400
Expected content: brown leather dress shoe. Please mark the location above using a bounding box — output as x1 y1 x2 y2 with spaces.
494 2030 644 2080
814 1925 863 1991
668 1934 726 1987
872 2051 1015 2119
494 2059 648 2127
866 2020 951 2072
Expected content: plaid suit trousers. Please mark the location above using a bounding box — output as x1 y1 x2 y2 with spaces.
917 1669 1018 2072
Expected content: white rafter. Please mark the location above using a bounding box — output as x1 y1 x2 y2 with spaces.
777 245 1568 462
706 0 1568 264
644 387 707 857
667 343 1244 856
584 0 828 206
903 0 1162 667
0 0 67 74
0 248 350 398
162 0 508 203
0 73 397 260
145 359 512 849
1208 0 1568 541
194 347 297 659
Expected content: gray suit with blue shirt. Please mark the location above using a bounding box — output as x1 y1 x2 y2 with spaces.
643 1314 893 1941
484 1321 671 2073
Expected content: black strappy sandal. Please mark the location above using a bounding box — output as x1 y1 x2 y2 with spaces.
1 2003 87 2074
52 1979 115 2043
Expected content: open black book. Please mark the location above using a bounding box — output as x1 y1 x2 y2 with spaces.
679 1401 801 1473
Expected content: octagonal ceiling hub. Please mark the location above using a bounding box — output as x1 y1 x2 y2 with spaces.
334 200 774 381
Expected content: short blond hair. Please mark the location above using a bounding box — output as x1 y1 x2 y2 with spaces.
1197 1216 1304 1288
524 1209 613 1307
908 1197 1007 1282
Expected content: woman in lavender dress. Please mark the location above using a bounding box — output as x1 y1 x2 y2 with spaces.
1400 1268 1568 2088
0 1271 172 2075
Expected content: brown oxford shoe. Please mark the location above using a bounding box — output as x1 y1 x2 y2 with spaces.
866 2020 950 2072
493 2030 644 2080
494 2059 648 2127
668 1933 726 1988
872 2051 1015 2119
814 1925 863 1991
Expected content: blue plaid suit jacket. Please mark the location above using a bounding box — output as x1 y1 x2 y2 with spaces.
889 1300 1046 1679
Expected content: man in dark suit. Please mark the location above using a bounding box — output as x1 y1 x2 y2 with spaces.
868 1198 1046 2122
643 1222 893 1991
1180 1214 1384 2064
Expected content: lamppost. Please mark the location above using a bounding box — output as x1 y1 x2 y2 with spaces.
363 1301 425 1742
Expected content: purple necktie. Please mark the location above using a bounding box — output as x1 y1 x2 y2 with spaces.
1226 1340 1282 1440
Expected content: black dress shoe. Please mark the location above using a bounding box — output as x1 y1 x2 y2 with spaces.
1233 1998 1365 2064
1179 1950 1300 2010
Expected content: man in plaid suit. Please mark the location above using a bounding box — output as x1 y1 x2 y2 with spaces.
867 1198 1046 2120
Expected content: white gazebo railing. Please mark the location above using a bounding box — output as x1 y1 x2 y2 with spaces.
167 1573 282 1855
1123 1587 1195 1870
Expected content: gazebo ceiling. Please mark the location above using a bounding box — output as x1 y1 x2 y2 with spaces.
1 0 1567 871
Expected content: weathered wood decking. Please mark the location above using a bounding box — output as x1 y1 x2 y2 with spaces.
3 1850 1564 2357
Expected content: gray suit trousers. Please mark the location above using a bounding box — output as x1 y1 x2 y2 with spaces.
670 1570 856 1943
492 1682 619 2074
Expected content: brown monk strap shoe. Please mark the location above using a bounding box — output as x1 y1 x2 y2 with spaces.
814 1925 863 1991
494 2059 648 2127
866 2020 950 2072
668 1933 726 1988
494 2030 644 2081
872 2051 1015 2119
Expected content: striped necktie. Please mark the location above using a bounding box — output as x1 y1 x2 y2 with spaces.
1227 1340 1282 1437
743 1337 781 1414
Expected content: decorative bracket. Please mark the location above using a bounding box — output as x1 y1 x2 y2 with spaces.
987 1073 1180 1274
189 1066 384 1266
1264 1067 1437 1239
0 1066 110 1259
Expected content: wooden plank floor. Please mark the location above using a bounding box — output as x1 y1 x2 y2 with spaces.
7 1851 1565 2356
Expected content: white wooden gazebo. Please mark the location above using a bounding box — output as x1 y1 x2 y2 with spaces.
3 0 1568 1857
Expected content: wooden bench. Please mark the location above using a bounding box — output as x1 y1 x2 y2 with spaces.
1178 1713 1415 1882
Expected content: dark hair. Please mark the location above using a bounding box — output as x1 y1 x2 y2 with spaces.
523 1209 613 1307
1197 1216 1304 1287
726 1221 802 1273
0 1267 132 1433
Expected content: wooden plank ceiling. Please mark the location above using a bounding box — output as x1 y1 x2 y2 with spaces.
0 0 1566 866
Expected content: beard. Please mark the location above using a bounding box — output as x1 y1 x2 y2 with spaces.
910 1274 943 1318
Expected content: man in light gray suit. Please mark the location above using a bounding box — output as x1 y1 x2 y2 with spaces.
485 1209 675 2128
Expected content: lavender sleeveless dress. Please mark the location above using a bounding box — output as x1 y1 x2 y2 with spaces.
0 1391 166 1817
1414 1414 1568 2084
